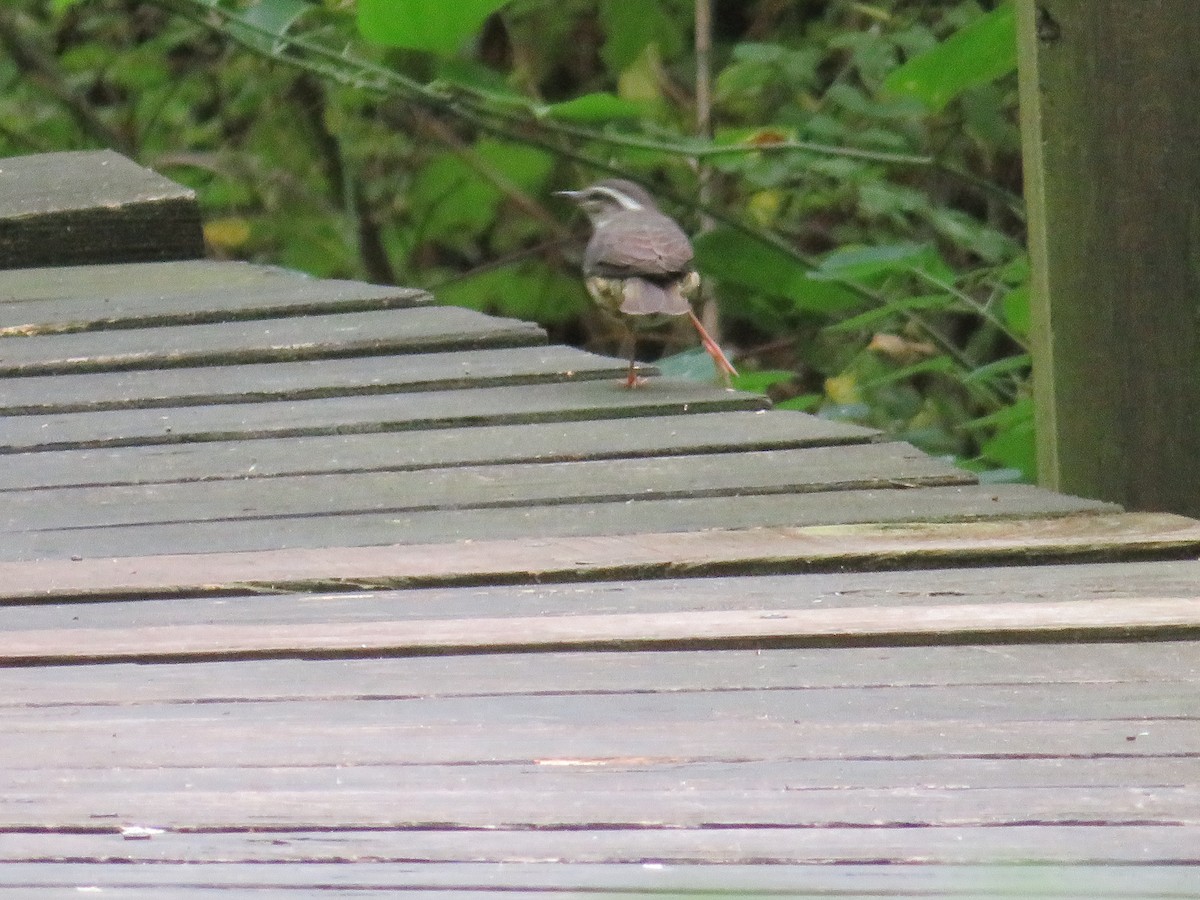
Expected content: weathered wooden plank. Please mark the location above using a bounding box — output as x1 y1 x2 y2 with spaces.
0 379 762 453
4 640 1194 707
0 698 1193 769
0 259 287 303
9 560 1198 633
5 597 1200 664
4 658 1188 728
0 346 630 415
0 684 1194 825
8 699 1192 766
2 683 1195 737
0 150 202 268
2 644 1188 837
0 265 426 336
1 784 1196 831
2 761 1195 831
2 754 1194 796
0 411 874 490
1 443 971 532
0 306 545 377
0 862 1197 895
0 484 1122 564
2 641 1195 706
2 833 1195 867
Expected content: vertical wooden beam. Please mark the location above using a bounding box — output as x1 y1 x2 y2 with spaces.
1016 0 1200 515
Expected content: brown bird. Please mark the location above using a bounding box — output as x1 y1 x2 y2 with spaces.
556 179 738 388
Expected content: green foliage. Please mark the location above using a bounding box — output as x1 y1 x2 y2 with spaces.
884 2 1017 111
808 243 942 283
967 395 1037 481
598 0 686 73
358 0 515 54
0 0 1031 478
544 93 646 123
408 139 554 244
693 228 859 317
231 0 310 55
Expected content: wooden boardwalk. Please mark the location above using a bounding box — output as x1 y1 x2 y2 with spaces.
2 152 1200 897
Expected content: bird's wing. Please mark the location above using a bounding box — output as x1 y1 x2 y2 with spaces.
584 211 694 279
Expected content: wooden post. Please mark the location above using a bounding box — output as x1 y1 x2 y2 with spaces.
1016 1 1200 515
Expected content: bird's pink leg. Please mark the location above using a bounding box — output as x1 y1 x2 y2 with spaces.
621 331 645 388
687 309 738 380
625 358 641 388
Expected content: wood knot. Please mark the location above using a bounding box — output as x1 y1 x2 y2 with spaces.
1036 5 1062 43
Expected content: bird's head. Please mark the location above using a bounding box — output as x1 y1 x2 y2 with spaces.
555 179 659 228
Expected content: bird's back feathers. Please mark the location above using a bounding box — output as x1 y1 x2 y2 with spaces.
583 208 694 280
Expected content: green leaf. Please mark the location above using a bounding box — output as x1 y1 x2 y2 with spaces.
543 93 646 123
693 227 859 316
964 353 1030 385
809 243 932 282
598 0 683 74
862 355 957 389
433 59 530 108
731 369 795 394
825 294 954 333
857 179 930 219
975 397 1036 482
731 43 787 65
1001 284 1031 337
233 0 312 55
714 60 776 111
408 139 554 242
883 2 1017 112
928 208 1018 263
998 253 1030 284
358 0 513 54
775 394 822 412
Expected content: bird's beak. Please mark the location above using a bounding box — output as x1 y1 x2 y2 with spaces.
554 190 582 200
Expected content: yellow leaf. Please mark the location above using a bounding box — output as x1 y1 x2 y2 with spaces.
746 190 784 228
825 372 862 404
204 217 252 252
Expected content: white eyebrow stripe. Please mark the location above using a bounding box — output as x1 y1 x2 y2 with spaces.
590 186 644 210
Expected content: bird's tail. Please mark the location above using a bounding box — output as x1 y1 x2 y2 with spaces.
619 277 692 316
